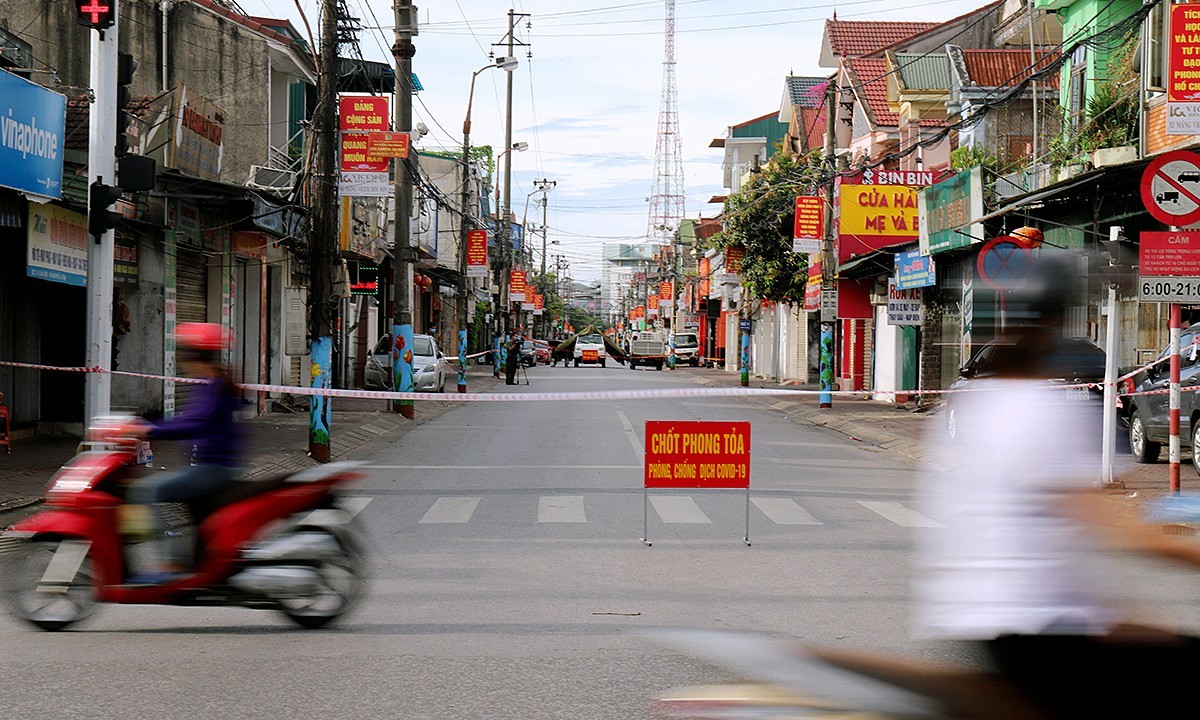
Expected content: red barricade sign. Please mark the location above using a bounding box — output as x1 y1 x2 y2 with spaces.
644 421 750 489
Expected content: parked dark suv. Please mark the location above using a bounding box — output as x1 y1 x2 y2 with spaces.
945 336 1107 442
1120 329 1200 472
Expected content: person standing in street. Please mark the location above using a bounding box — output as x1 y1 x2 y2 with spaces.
504 329 521 385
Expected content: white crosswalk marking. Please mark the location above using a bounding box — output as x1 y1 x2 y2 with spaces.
750 497 822 525
538 496 587 523
650 496 712 524
856 501 943 528
419 497 481 524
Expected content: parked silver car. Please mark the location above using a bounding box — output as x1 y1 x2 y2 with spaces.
364 333 450 392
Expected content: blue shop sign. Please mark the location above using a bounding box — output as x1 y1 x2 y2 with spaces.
895 249 936 290
0 69 66 199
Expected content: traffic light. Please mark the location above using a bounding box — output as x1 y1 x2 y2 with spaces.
88 182 123 238
74 0 116 30
116 52 136 156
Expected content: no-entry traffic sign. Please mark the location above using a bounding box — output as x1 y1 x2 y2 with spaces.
1141 150 1200 226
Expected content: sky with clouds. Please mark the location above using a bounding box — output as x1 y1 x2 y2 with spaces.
243 0 988 281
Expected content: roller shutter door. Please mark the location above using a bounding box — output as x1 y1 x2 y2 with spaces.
176 247 208 323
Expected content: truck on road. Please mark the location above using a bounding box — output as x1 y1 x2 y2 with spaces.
628 330 667 370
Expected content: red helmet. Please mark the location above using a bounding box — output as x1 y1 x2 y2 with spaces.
176 322 228 351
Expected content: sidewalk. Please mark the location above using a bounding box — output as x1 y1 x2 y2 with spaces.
0 366 503 519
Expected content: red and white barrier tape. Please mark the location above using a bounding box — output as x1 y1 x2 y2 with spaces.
0 358 1188 402
0 361 102 374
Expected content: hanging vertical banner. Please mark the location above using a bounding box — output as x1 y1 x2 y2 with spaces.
466 229 488 277
793 196 824 253
339 95 390 195
660 282 673 302
509 269 527 302
340 133 388 172
725 246 744 274
648 294 660 317
338 95 390 131
804 262 821 312
533 293 544 316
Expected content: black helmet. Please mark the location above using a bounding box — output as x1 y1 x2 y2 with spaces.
999 249 1084 326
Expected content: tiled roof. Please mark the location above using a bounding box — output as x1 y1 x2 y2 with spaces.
961 48 1061 89
65 96 89 151
66 96 158 151
825 20 939 58
732 111 782 130
786 76 829 109
893 53 950 92
190 0 304 55
845 57 897 128
696 218 722 241
798 105 827 151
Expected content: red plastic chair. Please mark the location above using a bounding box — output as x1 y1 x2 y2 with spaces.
0 391 10 454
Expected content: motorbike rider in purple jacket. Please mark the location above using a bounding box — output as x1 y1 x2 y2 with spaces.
130 322 244 582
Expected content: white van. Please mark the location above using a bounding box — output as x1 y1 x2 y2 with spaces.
573 333 607 367
671 331 700 366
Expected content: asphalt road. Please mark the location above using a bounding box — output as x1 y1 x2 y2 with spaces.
1 364 1197 719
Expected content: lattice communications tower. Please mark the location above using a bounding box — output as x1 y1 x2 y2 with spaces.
646 0 685 245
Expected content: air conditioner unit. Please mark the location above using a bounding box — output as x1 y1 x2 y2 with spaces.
247 165 298 195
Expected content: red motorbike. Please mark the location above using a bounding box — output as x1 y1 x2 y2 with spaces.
0 417 369 631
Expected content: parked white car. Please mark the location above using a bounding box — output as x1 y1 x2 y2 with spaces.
364 333 450 392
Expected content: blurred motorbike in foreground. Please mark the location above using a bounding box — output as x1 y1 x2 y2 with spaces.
649 630 1054 720
652 492 1200 720
0 416 369 631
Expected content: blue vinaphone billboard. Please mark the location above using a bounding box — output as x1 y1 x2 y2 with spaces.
0 68 66 199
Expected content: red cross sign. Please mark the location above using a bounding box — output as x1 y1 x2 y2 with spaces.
75 0 116 30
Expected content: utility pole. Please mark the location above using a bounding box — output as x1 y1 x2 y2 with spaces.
532 177 554 338
459 97 473 395
460 57 517 392
495 9 529 340
308 0 340 460
391 0 417 418
819 83 838 408
80 2 119 424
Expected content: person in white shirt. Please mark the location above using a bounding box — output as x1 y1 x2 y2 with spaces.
914 251 1200 719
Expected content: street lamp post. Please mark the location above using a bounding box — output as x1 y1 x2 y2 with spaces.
459 56 518 393
492 140 528 356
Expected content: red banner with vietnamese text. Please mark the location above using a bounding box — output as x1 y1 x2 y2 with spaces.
466 229 488 277
509 269 526 301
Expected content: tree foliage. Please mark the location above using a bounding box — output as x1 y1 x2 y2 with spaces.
710 150 825 304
